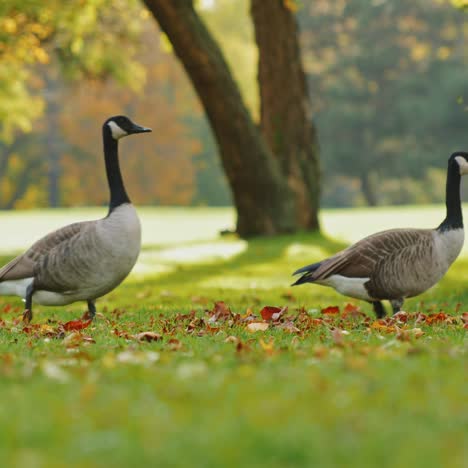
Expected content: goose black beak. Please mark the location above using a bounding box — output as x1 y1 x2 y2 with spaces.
132 124 152 134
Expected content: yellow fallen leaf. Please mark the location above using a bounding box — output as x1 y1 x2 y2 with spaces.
247 322 269 332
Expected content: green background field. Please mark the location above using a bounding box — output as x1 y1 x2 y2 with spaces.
0 206 466 468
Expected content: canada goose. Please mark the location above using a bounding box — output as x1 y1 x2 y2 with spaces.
0 115 151 323
292 152 468 318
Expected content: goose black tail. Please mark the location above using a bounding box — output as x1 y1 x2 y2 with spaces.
291 261 322 286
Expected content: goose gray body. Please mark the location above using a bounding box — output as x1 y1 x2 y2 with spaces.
0 204 141 306
0 115 151 321
293 152 468 317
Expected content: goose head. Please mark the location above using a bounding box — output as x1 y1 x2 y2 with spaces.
104 115 152 140
451 151 468 176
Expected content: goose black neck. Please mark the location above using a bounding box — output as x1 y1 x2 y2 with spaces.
103 127 130 212
438 161 463 232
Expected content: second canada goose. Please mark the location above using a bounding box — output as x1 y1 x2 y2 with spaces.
0 115 151 323
292 152 468 318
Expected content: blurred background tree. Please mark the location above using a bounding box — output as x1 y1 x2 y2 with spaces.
1 0 468 216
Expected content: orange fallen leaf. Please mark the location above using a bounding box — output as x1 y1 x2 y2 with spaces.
63 319 92 331
247 322 269 332
426 312 448 324
322 306 340 315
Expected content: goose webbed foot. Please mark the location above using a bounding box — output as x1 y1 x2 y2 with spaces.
82 300 96 321
22 283 34 323
371 301 386 319
390 298 404 315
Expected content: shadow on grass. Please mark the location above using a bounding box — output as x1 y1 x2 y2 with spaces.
133 231 347 291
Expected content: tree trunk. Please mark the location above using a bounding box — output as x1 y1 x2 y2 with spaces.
251 0 320 231
360 172 378 207
44 73 62 208
144 0 296 237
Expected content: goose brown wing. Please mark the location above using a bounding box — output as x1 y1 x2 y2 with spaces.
311 228 433 281
0 221 91 282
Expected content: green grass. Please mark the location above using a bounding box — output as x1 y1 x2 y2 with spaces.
0 206 467 468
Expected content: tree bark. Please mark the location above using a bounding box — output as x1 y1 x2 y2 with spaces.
144 0 297 237
44 73 62 208
360 172 378 207
251 0 320 230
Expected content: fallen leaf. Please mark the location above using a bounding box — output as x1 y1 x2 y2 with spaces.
133 331 163 342
63 332 83 348
168 338 182 351
279 321 301 334
260 306 282 321
259 338 275 355
322 306 340 315
331 328 345 347
247 322 269 332
63 319 92 331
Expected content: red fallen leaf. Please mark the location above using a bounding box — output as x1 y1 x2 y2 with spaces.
63 319 92 331
343 303 359 314
464 323 468 330
322 306 340 315
260 306 282 321
392 311 409 323
461 312 468 324
2 304 12 314
134 332 163 342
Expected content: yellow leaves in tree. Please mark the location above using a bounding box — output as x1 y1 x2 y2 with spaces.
283 0 299 13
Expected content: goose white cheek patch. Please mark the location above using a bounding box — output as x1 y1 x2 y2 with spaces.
107 121 128 139
455 156 468 175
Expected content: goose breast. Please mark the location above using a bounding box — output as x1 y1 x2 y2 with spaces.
34 204 141 303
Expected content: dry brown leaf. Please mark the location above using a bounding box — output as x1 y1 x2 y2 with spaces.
133 331 163 342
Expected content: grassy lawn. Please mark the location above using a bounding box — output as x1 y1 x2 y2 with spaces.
0 206 467 468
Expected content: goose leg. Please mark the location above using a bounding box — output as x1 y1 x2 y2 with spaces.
372 301 386 319
390 298 404 315
87 300 96 320
22 283 34 323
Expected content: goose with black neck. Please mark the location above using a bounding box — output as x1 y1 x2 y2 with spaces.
292 152 468 318
0 115 151 323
